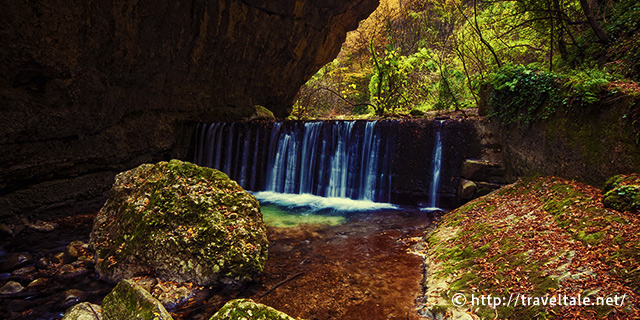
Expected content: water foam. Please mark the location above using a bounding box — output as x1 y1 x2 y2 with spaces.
252 191 398 212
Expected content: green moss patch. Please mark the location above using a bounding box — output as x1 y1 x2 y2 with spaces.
210 299 302 320
102 279 173 320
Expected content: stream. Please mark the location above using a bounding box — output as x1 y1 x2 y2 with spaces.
1 203 438 320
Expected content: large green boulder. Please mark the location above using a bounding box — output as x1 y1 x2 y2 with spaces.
210 299 300 320
90 160 268 286
62 302 102 320
102 279 172 320
603 173 640 213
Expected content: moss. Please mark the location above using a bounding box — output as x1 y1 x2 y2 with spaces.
90 160 268 286
603 185 640 212
428 305 449 317
209 299 301 320
102 280 172 320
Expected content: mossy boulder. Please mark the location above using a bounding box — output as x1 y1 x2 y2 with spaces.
62 302 102 320
249 105 275 120
210 299 301 320
102 279 172 320
90 160 268 286
603 173 640 213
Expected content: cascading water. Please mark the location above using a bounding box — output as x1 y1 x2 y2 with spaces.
193 121 394 203
427 121 444 209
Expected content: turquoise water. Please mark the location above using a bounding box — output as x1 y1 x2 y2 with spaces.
253 191 401 228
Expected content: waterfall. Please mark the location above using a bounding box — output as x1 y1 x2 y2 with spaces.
428 121 444 208
193 121 394 203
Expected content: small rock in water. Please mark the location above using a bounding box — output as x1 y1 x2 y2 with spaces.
101 279 173 320
0 223 14 236
1 252 34 272
52 252 66 265
0 280 25 296
26 277 52 291
61 302 102 320
56 264 89 280
64 241 86 263
27 220 59 232
152 280 207 310
61 289 89 309
131 276 158 293
9 266 36 283
36 257 51 269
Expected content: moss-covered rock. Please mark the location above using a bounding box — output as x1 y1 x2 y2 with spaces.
603 173 640 213
62 302 102 320
249 105 276 120
90 160 268 286
209 299 301 320
102 279 173 320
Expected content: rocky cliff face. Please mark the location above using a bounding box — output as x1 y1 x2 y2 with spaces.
0 0 379 218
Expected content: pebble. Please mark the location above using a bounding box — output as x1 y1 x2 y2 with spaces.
61 289 89 309
56 264 89 280
64 241 86 263
1 252 34 272
36 257 51 270
27 220 58 232
9 266 36 283
132 276 158 293
52 252 65 265
152 281 207 310
26 277 52 291
0 280 25 296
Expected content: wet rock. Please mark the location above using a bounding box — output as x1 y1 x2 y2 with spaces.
475 182 503 197
210 299 298 320
90 160 268 286
603 174 640 213
26 220 58 232
152 281 207 310
102 279 172 320
457 179 477 201
56 264 89 280
61 289 90 309
1 252 34 271
461 159 506 184
249 105 275 120
62 302 102 320
36 257 51 269
0 223 14 236
52 252 66 265
0 280 25 296
131 276 158 293
26 277 52 291
9 266 36 283
64 241 87 263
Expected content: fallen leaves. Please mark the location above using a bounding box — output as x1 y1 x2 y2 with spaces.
429 176 640 319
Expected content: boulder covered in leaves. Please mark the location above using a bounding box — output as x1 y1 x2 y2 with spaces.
89 160 268 286
603 173 640 213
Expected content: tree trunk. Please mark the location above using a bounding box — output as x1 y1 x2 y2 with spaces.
579 0 611 43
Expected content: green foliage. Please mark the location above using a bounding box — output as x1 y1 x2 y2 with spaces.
488 64 615 125
292 0 638 119
488 64 560 125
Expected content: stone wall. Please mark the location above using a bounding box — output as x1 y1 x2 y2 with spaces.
0 0 379 218
390 119 484 207
491 93 640 187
